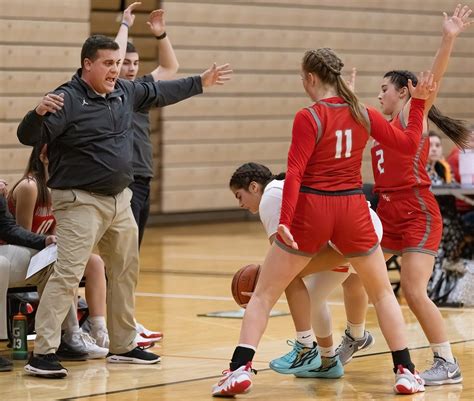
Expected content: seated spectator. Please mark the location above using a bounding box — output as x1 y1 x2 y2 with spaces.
426 133 466 300
446 125 474 244
8 144 108 359
427 131 453 185
0 180 55 372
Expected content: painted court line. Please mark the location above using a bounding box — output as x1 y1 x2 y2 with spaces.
135 292 473 312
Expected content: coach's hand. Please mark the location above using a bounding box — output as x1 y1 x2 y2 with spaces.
277 224 298 250
35 93 64 116
200 63 233 87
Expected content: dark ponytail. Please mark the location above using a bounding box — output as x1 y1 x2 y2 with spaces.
384 70 470 149
9 143 50 209
229 162 285 190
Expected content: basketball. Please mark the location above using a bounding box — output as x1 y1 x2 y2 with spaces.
231 264 261 307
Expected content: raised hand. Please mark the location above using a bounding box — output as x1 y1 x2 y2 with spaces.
442 4 472 37
121 1 141 28
200 63 233 87
147 9 166 36
408 71 437 100
277 224 298 250
346 67 357 92
35 93 64 116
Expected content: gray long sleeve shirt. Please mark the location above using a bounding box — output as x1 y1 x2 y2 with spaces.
17 69 202 195
0 196 46 250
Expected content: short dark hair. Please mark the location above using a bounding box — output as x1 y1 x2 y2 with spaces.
126 41 137 54
429 131 441 139
81 35 119 67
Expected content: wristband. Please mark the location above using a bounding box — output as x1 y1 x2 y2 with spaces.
155 32 167 40
121 21 129 29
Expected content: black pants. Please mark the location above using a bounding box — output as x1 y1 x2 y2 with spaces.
129 176 151 248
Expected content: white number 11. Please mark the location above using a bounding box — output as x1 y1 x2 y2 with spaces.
335 129 352 159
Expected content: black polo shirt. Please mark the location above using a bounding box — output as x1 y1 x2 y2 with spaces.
17 70 202 195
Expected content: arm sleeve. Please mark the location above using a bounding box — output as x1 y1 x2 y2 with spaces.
132 76 203 111
0 197 46 250
368 98 425 154
279 110 317 227
17 110 44 146
17 89 70 145
259 189 282 238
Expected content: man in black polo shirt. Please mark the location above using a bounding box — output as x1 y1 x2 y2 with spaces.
17 34 231 378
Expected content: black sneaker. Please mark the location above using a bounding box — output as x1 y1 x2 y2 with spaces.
56 340 88 361
0 355 13 372
106 347 161 364
24 354 68 378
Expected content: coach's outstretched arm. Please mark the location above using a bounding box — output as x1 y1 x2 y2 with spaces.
131 62 232 110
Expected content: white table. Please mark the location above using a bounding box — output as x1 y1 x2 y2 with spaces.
431 185 474 206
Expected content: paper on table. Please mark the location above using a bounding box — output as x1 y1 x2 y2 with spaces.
26 244 57 280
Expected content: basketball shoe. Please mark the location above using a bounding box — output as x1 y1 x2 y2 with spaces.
269 340 321 374
294 355 344 379
212 362 255 397
136 322 163 341
336 329 375 365
420 354 462 385
394 365 425 394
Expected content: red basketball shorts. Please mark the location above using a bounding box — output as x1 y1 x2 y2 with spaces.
276 192 379 257
377 187 442 256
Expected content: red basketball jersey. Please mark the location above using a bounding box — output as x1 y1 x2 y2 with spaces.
8 195 56 235
292 97 370 192
280 97 425 227
371 109 431 193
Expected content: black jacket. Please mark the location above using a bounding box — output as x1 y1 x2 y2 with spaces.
0 196 46 250
17 70 203 195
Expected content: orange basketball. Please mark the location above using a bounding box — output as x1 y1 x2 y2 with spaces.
231 264 261 308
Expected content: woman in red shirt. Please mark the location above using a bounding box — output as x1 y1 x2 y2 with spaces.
212 47 435 396
373 4 471 386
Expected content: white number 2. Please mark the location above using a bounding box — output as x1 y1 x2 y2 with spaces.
335 129 352 159
375 149 385 174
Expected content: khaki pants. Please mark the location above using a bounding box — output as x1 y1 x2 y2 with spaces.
34 188 139 354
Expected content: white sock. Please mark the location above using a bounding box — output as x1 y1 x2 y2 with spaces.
89 316 107 330
319 345 335 358
347 321 365 340
296 330 315 347
237 343 256 351
430 341 455 364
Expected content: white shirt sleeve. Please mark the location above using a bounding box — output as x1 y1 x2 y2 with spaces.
259 188 282 239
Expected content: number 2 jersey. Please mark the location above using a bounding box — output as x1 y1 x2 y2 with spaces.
280 97 426 227
371 107 432 193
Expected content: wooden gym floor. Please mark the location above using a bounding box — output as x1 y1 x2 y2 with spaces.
1 221 473 400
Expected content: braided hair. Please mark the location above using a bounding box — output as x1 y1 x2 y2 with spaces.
384 70 470 149
302 48 368 130
229 162 285 191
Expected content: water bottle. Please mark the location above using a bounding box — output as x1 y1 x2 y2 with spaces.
12 305 28 360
